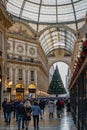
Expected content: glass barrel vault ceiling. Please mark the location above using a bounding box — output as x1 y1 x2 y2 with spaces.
39 27 76 55
5 0 87 55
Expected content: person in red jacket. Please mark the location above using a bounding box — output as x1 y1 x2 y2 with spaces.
60 99 65 108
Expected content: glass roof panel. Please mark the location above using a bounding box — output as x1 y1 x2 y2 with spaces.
74 1 87 20
6 0 87 24
40 6 56 15
45 44 72 55
73 0 79 2
57 0 71 5
40 14 56 23
22 10 38 21
6 2 21 16
8 0 23 7
39 27 76 55
59 14 75 21
24 2 39 13
58 4 73 14
28 0 40 4
58 4 75 22
42 0 56 5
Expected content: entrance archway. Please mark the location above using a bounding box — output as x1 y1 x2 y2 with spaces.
49 61 70 97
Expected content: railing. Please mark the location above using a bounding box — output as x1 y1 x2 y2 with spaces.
7 55 41 65
7 55 48 75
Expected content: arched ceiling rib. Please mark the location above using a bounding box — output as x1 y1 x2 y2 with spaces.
37 0 42 31
19 0 26 18
71 0 78 30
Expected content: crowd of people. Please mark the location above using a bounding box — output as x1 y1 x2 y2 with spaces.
2 97 70 130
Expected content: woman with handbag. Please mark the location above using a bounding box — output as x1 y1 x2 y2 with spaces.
24 99 32 130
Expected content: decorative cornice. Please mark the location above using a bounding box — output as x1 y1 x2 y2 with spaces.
7 32 37 44
7 59 48 77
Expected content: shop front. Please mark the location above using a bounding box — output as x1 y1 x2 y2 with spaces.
16 83 24 100
28 84 36 98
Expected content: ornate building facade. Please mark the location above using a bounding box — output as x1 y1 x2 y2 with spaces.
0 1 49 103
5 22 49 100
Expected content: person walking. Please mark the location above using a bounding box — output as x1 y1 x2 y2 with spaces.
39 99 45 119
66 98 71 113
24 99 32 130
14 99 20 122
16 100 25 130
5 100 13 125
32 100 41 130
48 100 55 119
56 99 62 118
2 97 7 123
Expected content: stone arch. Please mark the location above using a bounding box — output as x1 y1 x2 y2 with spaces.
8 21 36 38
48 56 71 71
14 18 37 35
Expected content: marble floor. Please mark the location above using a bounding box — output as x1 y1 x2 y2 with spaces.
0 106 77 130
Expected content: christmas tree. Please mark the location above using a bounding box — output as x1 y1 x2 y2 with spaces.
47 65 66 96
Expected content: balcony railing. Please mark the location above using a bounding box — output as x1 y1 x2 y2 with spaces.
7 55 47 74
7 55 41 65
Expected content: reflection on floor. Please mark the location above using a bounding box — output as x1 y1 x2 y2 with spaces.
0 106 77 130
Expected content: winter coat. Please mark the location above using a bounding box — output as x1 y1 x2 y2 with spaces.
39 101 45 109
16 103 25 115
48 101 55 113
5 103 13 113
32 105 41 116
56 100 62 110
24 106 32 121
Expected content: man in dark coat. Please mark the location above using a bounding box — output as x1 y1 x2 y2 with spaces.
16 100 25 130
56 99 62 118
2 98 7 122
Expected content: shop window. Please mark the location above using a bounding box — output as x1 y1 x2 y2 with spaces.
18 69 23 80
31 71 34 81
7 67 9 79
